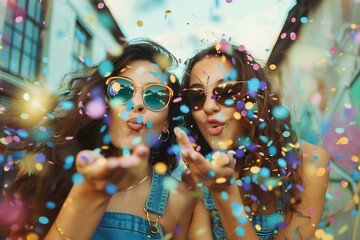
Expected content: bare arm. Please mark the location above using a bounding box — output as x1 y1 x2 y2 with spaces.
45 183 110 240
45 145 150 240
175 127 259 239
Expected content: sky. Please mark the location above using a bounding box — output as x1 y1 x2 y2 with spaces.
105 0 296 74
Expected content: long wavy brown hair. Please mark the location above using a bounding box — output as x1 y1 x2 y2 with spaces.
181 43 303 215
1 39 181 238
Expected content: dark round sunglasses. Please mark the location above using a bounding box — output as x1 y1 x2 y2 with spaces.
106 76 174 111
181 81 242 111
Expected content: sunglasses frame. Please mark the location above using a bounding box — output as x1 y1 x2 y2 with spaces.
106 76 174 112
181 81 242 111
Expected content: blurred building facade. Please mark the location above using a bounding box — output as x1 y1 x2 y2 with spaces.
0 0 124 199
0 0 124 106
268 0 360 239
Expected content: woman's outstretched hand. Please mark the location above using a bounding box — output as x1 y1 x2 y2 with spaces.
75 144 150 192
174 127 235 192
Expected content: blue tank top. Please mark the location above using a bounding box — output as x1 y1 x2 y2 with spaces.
202 140 304 239
92 169 169 240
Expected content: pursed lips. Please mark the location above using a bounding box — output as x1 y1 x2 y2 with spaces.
204 118 226 136
126 117 144 131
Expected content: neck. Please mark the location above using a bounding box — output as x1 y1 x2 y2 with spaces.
118 160 151 191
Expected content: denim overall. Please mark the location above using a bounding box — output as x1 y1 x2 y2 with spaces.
92 170 169 240
202 187 285 240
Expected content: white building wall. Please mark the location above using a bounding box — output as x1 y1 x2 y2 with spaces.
276 0 360 127
42 0 121 91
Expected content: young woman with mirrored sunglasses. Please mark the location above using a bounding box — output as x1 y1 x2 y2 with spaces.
2 40 194 240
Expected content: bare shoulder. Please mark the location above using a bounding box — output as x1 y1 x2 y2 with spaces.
300 141 330 167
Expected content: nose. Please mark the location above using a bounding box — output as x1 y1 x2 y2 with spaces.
202 92 220 115
131 90 145 113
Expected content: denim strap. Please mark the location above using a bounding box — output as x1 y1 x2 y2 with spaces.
201 186 217 210
145 169 169 216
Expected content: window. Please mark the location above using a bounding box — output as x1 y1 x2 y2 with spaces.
0 0 44 80
71 21 92 71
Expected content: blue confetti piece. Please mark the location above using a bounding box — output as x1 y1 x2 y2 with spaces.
59 100 74 111
84 57 93 67
260 167 270 178
136 116 143 123
122 148 131 156
268 145 277 156
105 183 117 195
235 227 245 237
126 102 134 111
103 133 111 144
145 121 153 128
277 158 287 168
220 191 229 200
46 201 56 209
259 135 268 143
35 153 46 163
120 111 129 119
208 170 216 178
72 173 84 185
272 105 289 120
228 68 237 79
38 216 49 225
17 129 28 138
300 16 308 23
224 99 234 106
98 60 114 77
180 105 190 114
64 155 74 170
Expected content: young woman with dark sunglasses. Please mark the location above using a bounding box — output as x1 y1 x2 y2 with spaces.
175 43 330 240
1 40 194 239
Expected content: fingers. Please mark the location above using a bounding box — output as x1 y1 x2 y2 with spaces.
76 150 106 174
174 127 192 147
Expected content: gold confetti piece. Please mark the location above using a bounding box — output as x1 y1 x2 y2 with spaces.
213 151 221 160
337 224 349 235
26 232 39 240
316 167 326 177
269 64 277 70
154 162 167 174
330 87 336 92
336 137 348 145
315 229 325 238
255 224 262 231
35 163 43 172
344 103 352 109
245 102 254 110
215 43 221 52
250 166 260 174
215 177 227 184
354 194 359 204
137 20 143 27
233 111 241 120
341 181 349 188
170 74 176 83
351 155 358 162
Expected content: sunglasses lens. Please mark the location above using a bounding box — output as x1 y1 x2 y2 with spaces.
182 89 205 111
214 82 241 106
107 78 134 104
144 85 171 111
